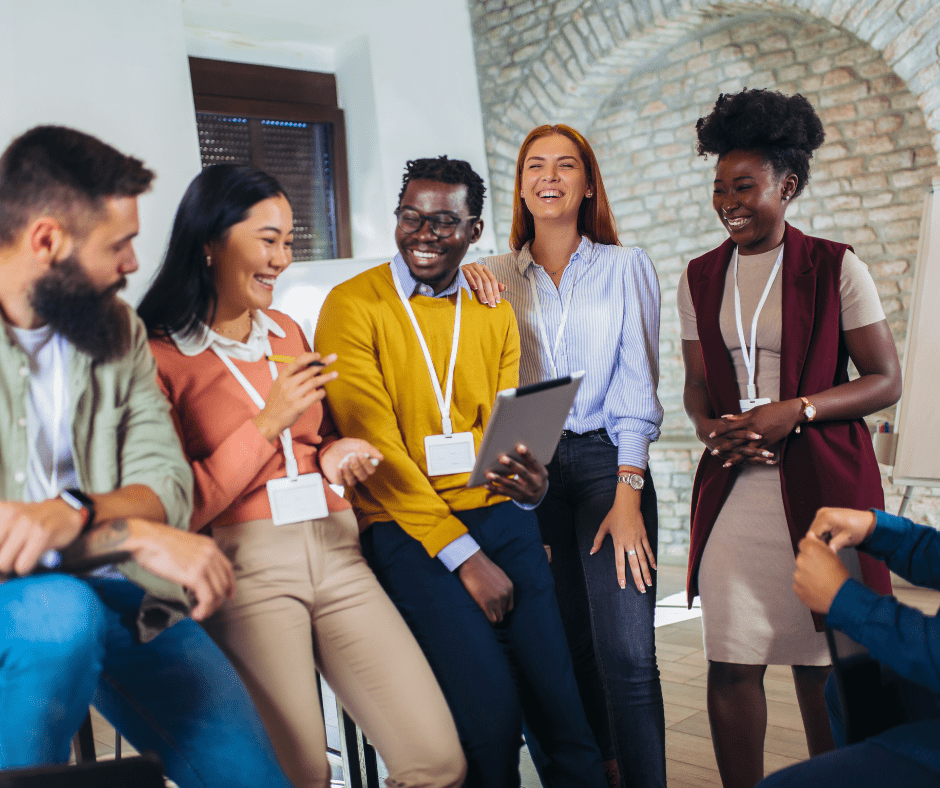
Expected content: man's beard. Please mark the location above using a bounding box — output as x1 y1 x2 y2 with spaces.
30 255 132 363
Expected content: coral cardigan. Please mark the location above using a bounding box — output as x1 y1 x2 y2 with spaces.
150 309 348 532
685 223 891 624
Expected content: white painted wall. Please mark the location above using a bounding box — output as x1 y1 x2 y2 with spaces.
0 0 495 305
183 0 497 261
0 0 203 305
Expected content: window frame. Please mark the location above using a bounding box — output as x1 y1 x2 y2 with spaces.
189 57 352 259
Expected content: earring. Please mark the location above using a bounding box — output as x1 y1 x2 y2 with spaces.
586 191 593 198
782 195 790 201
207 255 212 266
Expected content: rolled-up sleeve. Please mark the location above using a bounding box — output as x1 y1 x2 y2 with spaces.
115 313 193 529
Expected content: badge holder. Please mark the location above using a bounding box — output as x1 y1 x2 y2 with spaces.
425 432 476 477
267 472 329 525
739 397 771 412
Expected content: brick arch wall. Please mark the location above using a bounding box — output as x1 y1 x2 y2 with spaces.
470 0 940 553
473 0 940 246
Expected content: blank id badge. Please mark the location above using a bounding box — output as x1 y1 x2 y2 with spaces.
266 473 329 525
425 432 476 477
739 397 771 412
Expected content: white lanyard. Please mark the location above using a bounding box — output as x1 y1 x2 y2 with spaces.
29 336 66 499
212 341 300 479
390 263 462 436
733 245 784 400
528 258 583 379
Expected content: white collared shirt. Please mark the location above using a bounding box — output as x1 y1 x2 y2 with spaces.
171 310 287 359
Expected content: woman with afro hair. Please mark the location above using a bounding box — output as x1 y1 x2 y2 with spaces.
677 89 901 787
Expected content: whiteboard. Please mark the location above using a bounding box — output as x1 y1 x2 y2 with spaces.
891 177 940 487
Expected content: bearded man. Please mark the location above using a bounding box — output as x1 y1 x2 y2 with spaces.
0 126 292 788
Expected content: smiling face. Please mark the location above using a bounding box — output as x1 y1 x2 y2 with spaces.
395 178 483 294
713 149 796 255
208 194 293 316
519 133 591 228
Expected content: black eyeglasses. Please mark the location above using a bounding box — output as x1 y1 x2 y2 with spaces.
394 208 479 238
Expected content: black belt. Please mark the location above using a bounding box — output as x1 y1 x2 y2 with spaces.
559 428 606 440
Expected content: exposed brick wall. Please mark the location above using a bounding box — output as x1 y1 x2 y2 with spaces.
469 1 940 555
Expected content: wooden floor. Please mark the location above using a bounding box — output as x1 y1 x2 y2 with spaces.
655 562 806 787
85 561 940 787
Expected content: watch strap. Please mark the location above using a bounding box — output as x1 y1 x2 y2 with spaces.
60 488 96 533
616 472 645 491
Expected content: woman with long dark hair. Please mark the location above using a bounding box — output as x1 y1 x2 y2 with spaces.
138 164 465 788
463 124 666 788
678 89 901 788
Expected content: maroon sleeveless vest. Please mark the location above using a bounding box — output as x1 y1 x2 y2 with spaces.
685 223 890 626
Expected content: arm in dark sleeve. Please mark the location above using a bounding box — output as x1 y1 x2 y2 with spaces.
861 509 940 591
828 579 940 693
827 509 940 693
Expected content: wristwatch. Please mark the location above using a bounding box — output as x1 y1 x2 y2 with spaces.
617 473 645 491
59 488 96 533
794 396 817 434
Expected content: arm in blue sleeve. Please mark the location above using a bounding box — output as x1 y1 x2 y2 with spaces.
608 248 663 469
862 509 940 591
828 578 940 693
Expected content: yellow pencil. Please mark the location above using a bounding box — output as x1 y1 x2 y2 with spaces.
266 355 325 367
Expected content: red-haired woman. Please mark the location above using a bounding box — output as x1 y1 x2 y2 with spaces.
464 125 666 788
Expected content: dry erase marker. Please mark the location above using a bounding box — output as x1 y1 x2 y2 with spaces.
266 355 325 367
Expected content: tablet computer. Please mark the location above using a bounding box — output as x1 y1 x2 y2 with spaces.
467 371 584 487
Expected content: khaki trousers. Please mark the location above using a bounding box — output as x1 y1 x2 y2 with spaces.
204 512 465 788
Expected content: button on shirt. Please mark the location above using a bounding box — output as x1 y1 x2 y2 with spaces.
477 237 663 469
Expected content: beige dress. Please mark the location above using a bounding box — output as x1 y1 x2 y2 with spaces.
677 242 885 664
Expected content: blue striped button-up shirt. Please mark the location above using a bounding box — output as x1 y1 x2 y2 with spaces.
477 237 663 469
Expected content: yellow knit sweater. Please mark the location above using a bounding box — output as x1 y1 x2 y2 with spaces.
315 263 519 557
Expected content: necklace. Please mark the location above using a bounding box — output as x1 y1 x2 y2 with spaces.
545 261 568 277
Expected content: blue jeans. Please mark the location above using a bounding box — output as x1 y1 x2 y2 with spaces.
361 502 605 788
533 431 666 788
0 574 291 788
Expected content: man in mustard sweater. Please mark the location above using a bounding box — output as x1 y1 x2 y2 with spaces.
315 157 604 787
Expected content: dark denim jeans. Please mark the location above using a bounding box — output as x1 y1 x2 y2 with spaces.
534 431 666 788
361 502 606 788
0 574 291 788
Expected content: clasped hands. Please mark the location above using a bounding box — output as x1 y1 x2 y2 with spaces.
792 506 877 614
703 398 804 468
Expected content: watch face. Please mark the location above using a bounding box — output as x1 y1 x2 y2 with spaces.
629 474 644 491
805 404 816 420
